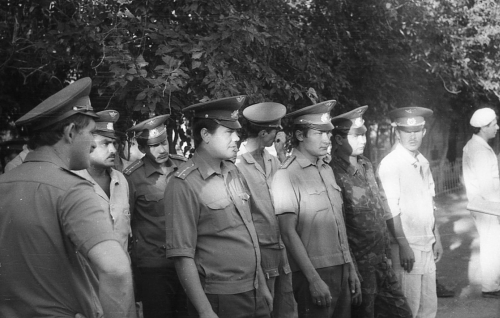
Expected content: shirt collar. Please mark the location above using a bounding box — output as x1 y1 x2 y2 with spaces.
471 133 493 150
292 148 325 169
192 150 230 180
143 155 175 177
24 147 69 170
332 154 368 176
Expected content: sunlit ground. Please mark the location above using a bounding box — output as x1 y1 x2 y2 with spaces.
435 190 499 318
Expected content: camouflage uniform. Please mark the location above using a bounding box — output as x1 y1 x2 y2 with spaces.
330 154 412 318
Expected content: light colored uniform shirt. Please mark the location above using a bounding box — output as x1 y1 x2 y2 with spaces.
378 143 436 252
74 168 131 252
462 134 500 203
0 147 116 318
272 148 352 272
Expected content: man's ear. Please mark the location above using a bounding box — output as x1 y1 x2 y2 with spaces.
295 130 304 142
63 123 77 143
259 130 267 138
201 127 211 144
334 134 343 145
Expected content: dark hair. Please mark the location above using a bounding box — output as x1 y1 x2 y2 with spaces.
192 118 220 148
245 122 275 139
291 124 311 147
331 128 348 139
472 127 481 134
28 114 93 149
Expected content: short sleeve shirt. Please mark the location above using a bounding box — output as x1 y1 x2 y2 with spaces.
235 145 282 248
330 154 392 264
74 168 131 252
0 147 116 318
378 143 436 251
125 155 183 268
272 148 351 272
462 134 500 203
165 151 261 295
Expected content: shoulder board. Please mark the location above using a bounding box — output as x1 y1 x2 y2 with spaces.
169 153 188 162
175 162 197 180
280 155 296 169
122 159 144 176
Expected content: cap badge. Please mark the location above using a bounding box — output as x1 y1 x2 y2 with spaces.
149 127 161 138
236 96 245 103
321 113 330 123
354 117 364 127
107 123 114 130
405 109 415 114
231 110 238 120
148 119 155 126
326 101 334 107
109 111 118 118
407 118 417 126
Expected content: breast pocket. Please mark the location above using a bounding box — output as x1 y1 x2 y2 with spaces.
206 197 238 232
305 186 331 213
143 192 164 217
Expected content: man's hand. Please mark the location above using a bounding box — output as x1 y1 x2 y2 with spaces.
309 276 332 307
433 238 443 263
348 264 362 306
399 243 415 273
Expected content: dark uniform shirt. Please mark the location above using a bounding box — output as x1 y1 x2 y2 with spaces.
165 151 261 295
124 154 186 268
330 154 392 268
0 147 116 318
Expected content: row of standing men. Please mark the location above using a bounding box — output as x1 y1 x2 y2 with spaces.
0 77 443 318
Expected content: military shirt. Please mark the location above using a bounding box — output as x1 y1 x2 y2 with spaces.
124 154 186 268
272 148 352 272
165 150 261 295
0 147 116 318
74 168 131 252
330 154 392 266
235 145 282 249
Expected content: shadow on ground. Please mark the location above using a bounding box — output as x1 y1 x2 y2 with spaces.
435 190 499 318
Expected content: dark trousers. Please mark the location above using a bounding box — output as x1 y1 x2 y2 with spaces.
292 264 351 318
353 261 413 318
187 289 271 318
136 267 189 318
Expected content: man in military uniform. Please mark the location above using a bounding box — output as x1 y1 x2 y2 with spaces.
165 96 272 318
0 78 136 318
74 110 131 252
235 102 295 318
330 106 412 318
378 107 442 318
123 114 188 318
271 101 361 318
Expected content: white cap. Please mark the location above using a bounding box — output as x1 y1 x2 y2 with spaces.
470 108 497 128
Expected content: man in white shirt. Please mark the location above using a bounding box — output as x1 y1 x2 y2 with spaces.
378 107 442 318
462 107 500 298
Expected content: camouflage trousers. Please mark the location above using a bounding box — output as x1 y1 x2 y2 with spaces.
352 259 413 318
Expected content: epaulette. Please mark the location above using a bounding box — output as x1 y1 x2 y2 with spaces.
62 168 91 181
174 162 197 180
169 153 188 162
122 159 144 176
280 155 296 169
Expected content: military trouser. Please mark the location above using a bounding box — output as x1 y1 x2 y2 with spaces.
352 258 413 318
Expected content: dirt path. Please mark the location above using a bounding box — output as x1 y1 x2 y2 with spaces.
435 190 499 318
